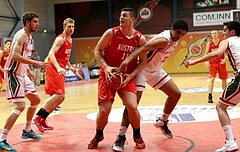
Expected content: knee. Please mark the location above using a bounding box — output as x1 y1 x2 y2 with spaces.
98 107 110 118
59 94 65 102
16 104 25 112
172 90 181 101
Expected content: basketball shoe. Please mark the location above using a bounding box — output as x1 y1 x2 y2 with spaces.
215 140 238 152
32 115 44 133
112 135 126 151
88 134 104 149
21 129 41 140
154 118 173 138
133 135 145 149
40 118 53 130
0 140 16 152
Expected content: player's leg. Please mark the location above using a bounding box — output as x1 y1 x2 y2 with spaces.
154 79 181 138
33 94 64 132
215 75 240 152
88 100 112 149
208 64 217 103
122 90 145 149
113 74 146 151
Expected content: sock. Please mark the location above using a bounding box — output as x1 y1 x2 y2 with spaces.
119 126 127 136
133 128 140 139
24 121 32 132
223 125 234 141
0 129 9 142
161 112 170 122
36 108 50 119
96 129 103 137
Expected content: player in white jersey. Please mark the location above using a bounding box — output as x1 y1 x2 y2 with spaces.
112 19 188 151
0 12 49 152
184 21 240 152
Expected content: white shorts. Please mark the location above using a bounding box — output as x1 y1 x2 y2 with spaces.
5 72 37 103
218 72 240 107
135 69 171 91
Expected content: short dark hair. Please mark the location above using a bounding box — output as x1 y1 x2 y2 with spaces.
172 19 189 33
4 39 12 44
121 7 135 18
223 21 240 36
22 11 39 26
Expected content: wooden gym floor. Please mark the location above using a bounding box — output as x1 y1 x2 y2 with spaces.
0 73 239 152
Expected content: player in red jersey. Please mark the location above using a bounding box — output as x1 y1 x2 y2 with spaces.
87 8 147 151
0 39 11 91
32 18 76 133
205 30 228 103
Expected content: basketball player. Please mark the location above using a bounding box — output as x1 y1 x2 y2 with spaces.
88 8 147 151
184 21 240 152
0 39 11 91
115 19 188 151
32 18 76 133
205 30 228 103
0 11 49 152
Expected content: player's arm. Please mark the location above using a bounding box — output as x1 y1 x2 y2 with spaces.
67 61 76 73
12 33 48 69
204 41 210 66
120 36 168 72
94 29 116 81
47 36 66 75
12 33 37 65
0 50 3 72
127 35 147 79
184 39 228 68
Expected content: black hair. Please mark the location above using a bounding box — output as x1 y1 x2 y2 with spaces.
172 19 189 33
223 21 240 36
121 7 135 18
4 39 12 44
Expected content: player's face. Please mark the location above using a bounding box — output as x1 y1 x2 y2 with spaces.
119 11 133 27
171 29 187 41
29 17 39 32
5 41 11 51
222 26 230 39
64 23 75 36
211 30 219 39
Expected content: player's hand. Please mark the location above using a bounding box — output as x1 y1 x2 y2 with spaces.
119 73 131 89
184 60 195 68
57 67 66 76
36 61 49 69
104 66 117 83
119 61 127 74
69 66 76 73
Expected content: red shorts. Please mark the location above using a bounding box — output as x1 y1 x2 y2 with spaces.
209 62 228 79
45 64 65 95
0 71 4 83
97 75 136 104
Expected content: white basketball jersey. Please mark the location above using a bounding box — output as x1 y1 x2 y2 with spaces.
4 29 33 76
227 36 240 72
144 30 178 72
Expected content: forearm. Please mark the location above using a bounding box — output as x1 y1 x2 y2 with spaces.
13 53 37 65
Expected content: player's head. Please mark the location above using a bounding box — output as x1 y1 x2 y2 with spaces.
223 21 240 39
22 11 39 32
210 30 219 39
119 7 135 27
4 39 12 51
63 18 75 36
170 19 189 41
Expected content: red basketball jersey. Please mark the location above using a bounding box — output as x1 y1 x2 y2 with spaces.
102 26 142 74
0 49 9 68
209 40 224 63
48 33 72 68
